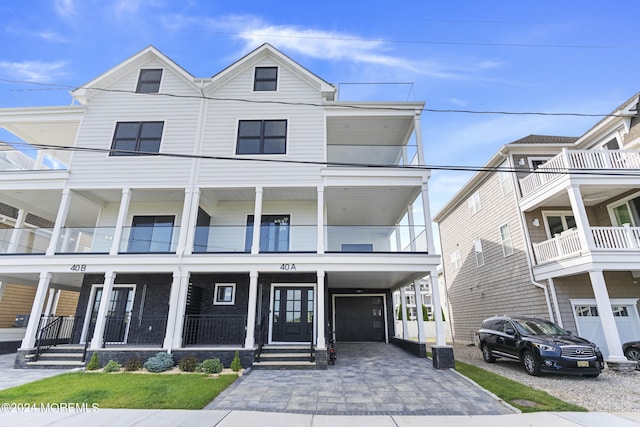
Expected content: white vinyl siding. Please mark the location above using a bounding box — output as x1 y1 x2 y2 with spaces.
67 58 199 187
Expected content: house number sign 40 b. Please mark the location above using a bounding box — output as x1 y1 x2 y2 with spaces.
70 264 87 272
280 263 296 271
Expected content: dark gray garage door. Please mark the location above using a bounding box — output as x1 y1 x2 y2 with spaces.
335 296 385 342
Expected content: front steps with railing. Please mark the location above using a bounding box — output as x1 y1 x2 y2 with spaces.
23 345 86 369
253 345 316 370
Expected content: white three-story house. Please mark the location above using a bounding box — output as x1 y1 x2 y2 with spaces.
0 44 445 368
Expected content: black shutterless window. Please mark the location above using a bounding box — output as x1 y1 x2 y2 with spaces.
136 69 163 93
236 120 287 154
253 67 277 91
111 121 164 156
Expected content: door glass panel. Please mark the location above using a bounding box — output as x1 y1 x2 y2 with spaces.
307 289 314 323
614 204 633 226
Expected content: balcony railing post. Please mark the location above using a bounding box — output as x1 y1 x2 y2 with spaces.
623 224 638 249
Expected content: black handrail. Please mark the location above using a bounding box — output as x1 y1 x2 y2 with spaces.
34 315 77 361
309 323 315 362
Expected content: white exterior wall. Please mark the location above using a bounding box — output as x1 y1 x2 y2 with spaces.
198 58 325 187
67 59 200 187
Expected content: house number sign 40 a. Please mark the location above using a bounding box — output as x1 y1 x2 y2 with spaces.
70 264 87 272
280 263 296 271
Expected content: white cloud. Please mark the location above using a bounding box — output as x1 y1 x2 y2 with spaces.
54 0 75 18
0 60 68 83
161 14 502 80
113 0 163 17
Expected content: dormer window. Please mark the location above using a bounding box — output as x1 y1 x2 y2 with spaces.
254 67 278 91
136 69 163 93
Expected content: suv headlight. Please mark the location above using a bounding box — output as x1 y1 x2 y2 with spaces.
533 343 557 352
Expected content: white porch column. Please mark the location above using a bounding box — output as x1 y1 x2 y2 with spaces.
400 287 409 339
413 113 425 165
90 271 116 349
46 188 72 256
430 267 446 346
420 182 436 254
244 271 259 348
163 270 187 350
20 272 52 349
316 271 326 349
317 186 324 254
110 188 131 255
251 187 263 254
567 185 595 250
414 280 426 343
178 188 201 256
407 204 417 251
7 209 27 253
589 270 627 362
170 271 191 349
43 288 57 316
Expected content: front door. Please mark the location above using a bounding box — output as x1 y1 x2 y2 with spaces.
272 286 313 342
87 286 135 344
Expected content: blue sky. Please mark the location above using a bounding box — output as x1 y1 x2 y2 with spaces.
1 0 639 231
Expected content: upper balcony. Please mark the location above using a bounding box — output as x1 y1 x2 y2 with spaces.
0 224 429 256
519 149 640 199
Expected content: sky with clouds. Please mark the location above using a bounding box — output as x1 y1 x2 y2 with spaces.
1 0 639 250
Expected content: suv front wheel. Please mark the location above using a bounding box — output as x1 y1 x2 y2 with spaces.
481 343 496 363
522 350 541 376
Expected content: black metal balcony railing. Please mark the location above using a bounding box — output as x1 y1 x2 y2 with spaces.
102 314 167 346
34 315 79 361
182 315 247 346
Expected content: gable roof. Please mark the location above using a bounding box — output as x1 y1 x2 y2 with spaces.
204 43 336 100
509 135 579 145
71 46 200 104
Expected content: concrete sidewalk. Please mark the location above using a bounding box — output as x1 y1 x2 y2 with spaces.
0 409 639 427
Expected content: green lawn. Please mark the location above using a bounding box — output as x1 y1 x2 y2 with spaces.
454 360 587 413
0 372 237 409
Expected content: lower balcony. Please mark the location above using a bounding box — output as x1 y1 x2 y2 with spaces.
532 225 640 264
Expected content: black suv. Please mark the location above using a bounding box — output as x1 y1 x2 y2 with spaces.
478 315 604 377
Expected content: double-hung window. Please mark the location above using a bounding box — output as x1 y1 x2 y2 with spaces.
236 120 287 154
253 67 278 91
136 69 163 93
474 239 485 267
451 249 462 270
499 224 514 257
468 191 481 215
111 122 164 156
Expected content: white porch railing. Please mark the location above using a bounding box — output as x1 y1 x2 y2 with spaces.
533 226 640 264
519 149 640 197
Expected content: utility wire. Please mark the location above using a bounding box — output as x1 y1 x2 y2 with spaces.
0 78 631 119
4 140 640 177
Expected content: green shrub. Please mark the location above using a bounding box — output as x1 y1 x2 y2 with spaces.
86 353 100 371
143 352 174 373
201 358 223 374
422 304 432 321
103 360 122 373
124 356 142 371
230 351 242 372
178 356 199 372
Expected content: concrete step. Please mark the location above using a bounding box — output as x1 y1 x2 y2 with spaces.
26 360 85 369
252 360 316 370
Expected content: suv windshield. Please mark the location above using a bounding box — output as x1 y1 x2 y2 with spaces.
513 319 568 336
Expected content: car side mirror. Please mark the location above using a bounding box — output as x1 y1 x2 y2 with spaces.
504 327 515 336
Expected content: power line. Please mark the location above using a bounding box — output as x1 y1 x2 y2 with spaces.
4 139 640 177
0 78 629 119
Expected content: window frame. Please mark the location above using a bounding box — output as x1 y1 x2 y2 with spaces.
607 191 640 226
474 239 485 267
213 283 236 305
236 119 287 155
542 210 576 238
468 191 481 215
450 249 462 270
498 161 512 195
527 157 552 170
136 69 163 93
110 121 164 156
253 66 278 92
499 223 515 257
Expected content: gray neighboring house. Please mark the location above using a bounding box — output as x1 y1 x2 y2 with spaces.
434 92 640 369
